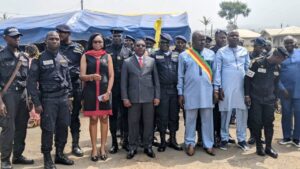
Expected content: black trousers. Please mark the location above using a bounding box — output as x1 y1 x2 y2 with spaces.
213 104 221 139
41 96 70 154
0 91 29 161
128 103 154 150
156 89 179 133
70 87 82 143
249 99 275 148
110 89 128 136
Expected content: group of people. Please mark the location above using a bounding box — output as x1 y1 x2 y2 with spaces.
0 24 299 169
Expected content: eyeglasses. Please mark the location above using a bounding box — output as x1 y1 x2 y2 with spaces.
136 44 146 47
93 41 103 44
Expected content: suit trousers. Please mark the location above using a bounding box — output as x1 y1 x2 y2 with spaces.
128 103 154 150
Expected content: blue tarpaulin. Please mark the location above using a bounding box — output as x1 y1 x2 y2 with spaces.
0 10 191 45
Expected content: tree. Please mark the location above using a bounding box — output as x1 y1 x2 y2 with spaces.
218 1 251 29
199 16 211 35
0 13 8 21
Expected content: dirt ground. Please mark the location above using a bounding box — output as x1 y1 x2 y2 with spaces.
13 113 300 169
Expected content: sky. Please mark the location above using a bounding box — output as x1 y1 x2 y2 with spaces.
1 0 300 32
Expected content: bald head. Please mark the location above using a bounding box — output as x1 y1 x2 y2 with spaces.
227 30 239 48
192 31 206 51
45 31 60 52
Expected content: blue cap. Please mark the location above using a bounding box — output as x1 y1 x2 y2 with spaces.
160 33 172 42
56 24 71 33
252 37 266 46
3 27 23 36
144 36 156 43
175 35 187 43
125 35 135 42
110 27 124 34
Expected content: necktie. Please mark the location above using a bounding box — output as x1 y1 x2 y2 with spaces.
138 57 143 68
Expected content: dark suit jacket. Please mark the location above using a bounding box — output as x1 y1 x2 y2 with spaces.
121 55 160 103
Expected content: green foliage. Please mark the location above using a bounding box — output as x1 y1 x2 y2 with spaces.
218 1 251 26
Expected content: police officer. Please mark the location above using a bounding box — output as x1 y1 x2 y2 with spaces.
0 27 34 169
27 31 74 169
152 33 182 152
56 24 84 157
174 35 187 53
247 37 267 145
244 47 289 158
144 36 156 55
250 37 266 60
205 35 213 49
124 35 136 51
106 28 132 153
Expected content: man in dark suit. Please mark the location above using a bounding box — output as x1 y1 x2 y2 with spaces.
121 39 160 159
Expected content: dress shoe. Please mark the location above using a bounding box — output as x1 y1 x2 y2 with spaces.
44 153 57 169
204 148 215 156
55 152 74 165
72 145 84 157
265 148 278 159
90 155 98 162
168 132 183 151
126 150 137 159
109 143 119 154
158 133 166 152
247 137 256 145
12 155 34 164
1 161 12 169
186 144 195 156
144 147 155 158
256 147 265 156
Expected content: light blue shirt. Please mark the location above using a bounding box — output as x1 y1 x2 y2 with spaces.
177 48 215 110
279 49 300 99
213 45 250 111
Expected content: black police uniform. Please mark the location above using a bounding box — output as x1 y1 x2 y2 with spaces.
59 42 84 148
151 49 181 151
106 44 131 152
0 47 29 162
27 50 73 166
244 56 280 155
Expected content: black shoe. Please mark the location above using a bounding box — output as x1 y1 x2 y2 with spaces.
144 147 155 158
122 139 130 152
44 153 56 169
158 133 166 152
256 147 265 156
228 137 236 144
292 139 300 148
219 141 228 151
109 144 119 154
1 161 12 169
126 150 137 159
72 145 84 157
265 148 278 159
168 132 183 151
237 141 250 151
279 138 292 145
247 137 256 145
90 155 98 162
12 155 34 164
55 153 74 165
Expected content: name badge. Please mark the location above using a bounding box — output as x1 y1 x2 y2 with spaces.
43 60 54 65
117 56 122 60
246 69 255 77
156 55 164 59
59 59 68 64
257 68 266 73
274 72 279 76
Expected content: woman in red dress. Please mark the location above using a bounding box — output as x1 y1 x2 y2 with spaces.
80 33 114 161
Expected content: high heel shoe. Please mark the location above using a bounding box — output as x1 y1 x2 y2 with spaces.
90 152 99 162
99 150 108 161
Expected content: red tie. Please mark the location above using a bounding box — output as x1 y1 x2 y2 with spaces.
138 57 143 68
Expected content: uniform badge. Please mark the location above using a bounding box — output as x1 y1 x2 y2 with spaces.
59 59 68 64
43 60 54 65
274 72 279 76
102 59 107 64
156 55 164 59
117 56 122 60
246 69 255 77
258 68 266 73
